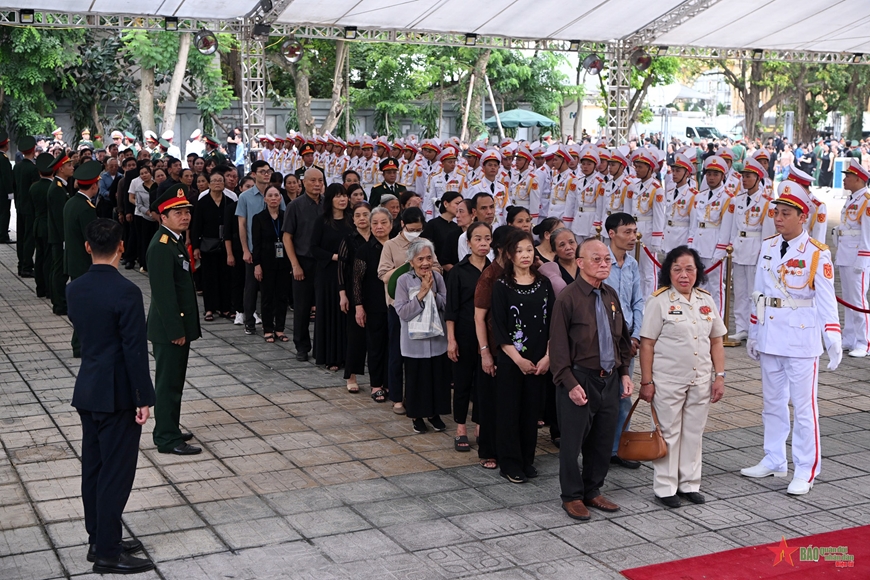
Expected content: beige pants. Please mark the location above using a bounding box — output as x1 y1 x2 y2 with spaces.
651 378 712 498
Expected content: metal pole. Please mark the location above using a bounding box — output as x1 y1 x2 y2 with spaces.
722 245 741 347
484 74 504 141
634 232 643 263
460 73 475 142
345 46 351 137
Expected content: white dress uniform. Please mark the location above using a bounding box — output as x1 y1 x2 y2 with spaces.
640 286 727 498
427 168 466 218
834 172 870 354
509 167 539 212
465 177 507 226
662 183 698 253
359 154 379 197
778 166 827 242
625 170 665 299
532 164 553 223
600 172 633 239
548 168 577 223
565 171 605 241
413 159 439 201
747 225 841 493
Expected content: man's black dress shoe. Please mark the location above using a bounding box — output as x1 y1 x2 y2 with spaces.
655 495 682 508
295 351 309 361
181 432 194 442
677 490 706 504
610 455 641 469
20 270 34 278
92 551 154 574
87 539 143 562
160 443 201 455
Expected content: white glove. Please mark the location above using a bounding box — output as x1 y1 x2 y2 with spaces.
746 338 759 361
825 331 843 371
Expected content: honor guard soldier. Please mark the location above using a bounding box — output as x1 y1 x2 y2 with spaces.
465 149 507 224
717 146 742 195
626 148 666 299
778 165 827 242
426 149 465 217
369 158 407 208
548 145 576 222
600 147 634 238
532 145 557 223
161 130 182 160
359 137 379 196
662 153 698 253
498 142 516 190
31 153 56 298
147 185 202 456
464 141 486 184
566 145 605 241
0 130 13 243
834 159 870 357
399 141 418 187
742 193 842 495
13 136 39 276
507 143 538 212
271 136 286 171
294 143 326 195
727 158 776 341
413 140 441 199
688 155 734 313
64 160 101 357
202 135 227 166
47 153 74 315
50 127 67 149
751 148 774 192
257 134 275 164
143 131 159 154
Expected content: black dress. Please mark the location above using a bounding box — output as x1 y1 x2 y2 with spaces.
191 193 231 315
422 215 461 269
311 216 353 367
338 230 370 378
353 237 389 389
251 209 292 334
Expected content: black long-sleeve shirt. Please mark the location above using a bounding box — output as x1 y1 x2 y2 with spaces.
251 208 290 271
190 193 227 249
352 237 387 314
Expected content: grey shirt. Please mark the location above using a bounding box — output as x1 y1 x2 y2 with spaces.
393 270 448 358
282 193 323 259
236 185 285 250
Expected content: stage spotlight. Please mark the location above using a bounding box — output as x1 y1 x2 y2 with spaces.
252 23 271 42
194 30 218 55
282 39 303 64
465 33 477 46
344 26 358 40
568 40 581 52
19 9 34 24
630 48 652 72
164 17 178 31
752 48 763 60
582 53 604 75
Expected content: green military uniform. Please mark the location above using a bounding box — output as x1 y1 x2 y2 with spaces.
13 137 39 276
0 130 14 243
731 142 746 173
30 153 54 298
368 157 405 207
202 136 227 166
64 160 101 357
147 185 201 453
46 160 71 315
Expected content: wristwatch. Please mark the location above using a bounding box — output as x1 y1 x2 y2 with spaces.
714 372 726 378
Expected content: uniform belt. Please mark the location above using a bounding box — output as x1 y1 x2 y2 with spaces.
738 231 761 238
667 220 689 226
838 229 860 236
634 216 652 222
578 206 596 212
764 297 814 308
698 222 719 229
572 365 613 377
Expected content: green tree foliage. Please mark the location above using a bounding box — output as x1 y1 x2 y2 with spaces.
0 26 82 135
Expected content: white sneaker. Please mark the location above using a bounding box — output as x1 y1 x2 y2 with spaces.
233 312 244 325
787 478 813 495
848 348 867 358
254 312 262 325
740 462 787 478
728 331 749 341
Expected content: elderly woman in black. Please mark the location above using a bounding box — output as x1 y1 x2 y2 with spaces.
338 201 372 392
191 171 233 321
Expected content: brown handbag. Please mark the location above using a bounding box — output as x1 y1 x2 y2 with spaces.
617 398 668 461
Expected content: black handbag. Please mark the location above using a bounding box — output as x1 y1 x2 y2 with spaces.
199 237 222 253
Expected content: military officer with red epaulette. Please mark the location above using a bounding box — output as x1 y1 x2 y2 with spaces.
662 153 698 253
566 145 605 241
626 148 666 299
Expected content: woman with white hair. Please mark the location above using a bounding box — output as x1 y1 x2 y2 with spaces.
393 237 451 434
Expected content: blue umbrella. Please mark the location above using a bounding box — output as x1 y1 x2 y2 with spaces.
484 108 557 128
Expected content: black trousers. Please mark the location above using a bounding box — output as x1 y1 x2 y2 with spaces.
476 358 498 460
557 368 619 502
134 216 157 272
496 353 543 475
386 306 404 403
0 195 10 241
365 311 388 389
243 262 260 329
78 408 141 559
229 244 245 314
200 250 232 315
261 267 291 334
544 376 560 440
34 235 49 297
16 211 34 272
452 329 479 424
291 256 316 353
122 217 137 266
48 243 67 314
344 304 368 378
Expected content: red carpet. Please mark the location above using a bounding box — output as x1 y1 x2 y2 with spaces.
621 524 868 579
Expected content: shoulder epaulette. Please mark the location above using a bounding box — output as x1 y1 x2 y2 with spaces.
696 288 711 295
689 187 699 194
159 234 169 244
809 238 829 251
763 234 778 241
812 198 822 206
652 287 668 297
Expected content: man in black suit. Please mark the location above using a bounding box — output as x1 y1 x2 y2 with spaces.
368 157 406 208
294 143 326 195
66 218 156 574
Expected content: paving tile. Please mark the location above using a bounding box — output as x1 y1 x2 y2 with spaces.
382 520 465 551
364 454 439 478
0 525 50 557
303 461 379 486
175 476 254 503
124 505 206 536
675 498 767 530
146 528 226 562
450 509 541 540
0 549 64 580
44 519 88 548
241 469 318 494
484 530 581 566
264 487 342 516
353 496 440 527
421 488 503 518
283 445 352 467
527 554 623 580
215 517 301 549
312 529 404 563
716 520 801 547
553 519 646 554
288 506 371 538
417 541 514 577
335 553 445 580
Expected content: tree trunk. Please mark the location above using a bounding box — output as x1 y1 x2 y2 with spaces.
466 49 492 139
627 73 655 130
320 40 348 134
226 47 244 99
162 32 191 135
90 101 104 138
139 66 156 134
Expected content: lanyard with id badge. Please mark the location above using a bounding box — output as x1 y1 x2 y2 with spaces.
272 217 284 258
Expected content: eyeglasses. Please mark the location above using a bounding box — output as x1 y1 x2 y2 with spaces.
671 267 697 276
256 169 272 175
585 256 612 265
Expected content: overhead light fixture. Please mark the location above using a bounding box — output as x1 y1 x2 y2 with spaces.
282 38 303 64
465 33 478 47
568 40 581 52
344 26 358 40
852 53 864 64
260 0 273 12
581 53 604 75
655 45 668 56
629 47 652 72
164 17 178 31
19 9 34 24
752 48 763 60
251 22 271 42
194 30 218 55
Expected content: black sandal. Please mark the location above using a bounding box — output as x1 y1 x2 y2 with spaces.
454 435 470 452
370 389 386 403
275 333 289 342
204 312 214 321
264 333 275 343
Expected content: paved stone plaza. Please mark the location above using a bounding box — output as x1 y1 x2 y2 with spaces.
1 235 869 580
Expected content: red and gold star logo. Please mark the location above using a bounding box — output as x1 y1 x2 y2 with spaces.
769 536 799 566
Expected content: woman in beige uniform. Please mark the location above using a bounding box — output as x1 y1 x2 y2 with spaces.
639 245 726 508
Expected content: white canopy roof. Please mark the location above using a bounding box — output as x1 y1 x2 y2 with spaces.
12 0 870 53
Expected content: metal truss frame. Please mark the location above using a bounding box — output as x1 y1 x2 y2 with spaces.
0 10 236 32
240 20 267 153
604 43 631 146
625 0 724 48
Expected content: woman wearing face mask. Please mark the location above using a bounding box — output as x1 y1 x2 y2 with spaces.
422 191 463 273
338 202 372 392
377 207 443 415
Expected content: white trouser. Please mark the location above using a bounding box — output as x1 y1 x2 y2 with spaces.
839 266 870 351
637 245 659 300
758 353 821 482
732 264 755 334
701 257 724 315
651 377 711 497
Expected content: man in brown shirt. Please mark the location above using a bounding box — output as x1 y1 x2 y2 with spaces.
550 239 634 521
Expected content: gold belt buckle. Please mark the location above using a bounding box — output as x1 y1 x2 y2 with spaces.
768 297 781 308
739 231 747 237
699 222 706 228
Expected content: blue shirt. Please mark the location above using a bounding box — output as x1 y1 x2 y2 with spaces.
233 142 246 166
605 247 644 339
235 186 285 250
98 171 116 200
